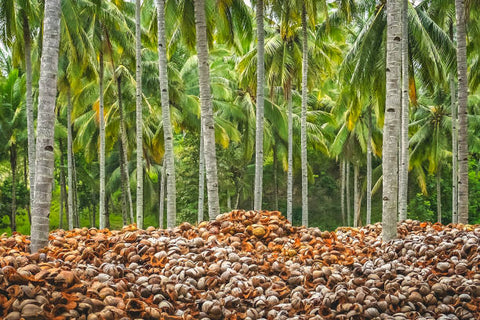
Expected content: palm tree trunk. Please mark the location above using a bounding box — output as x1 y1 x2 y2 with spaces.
67 88 74 230
287 89 293 223
455 0 468 224
253 0 265 211
341 160 346 226
198 126 205 222
353 163 359 228
159 160 165 228
31 0 61 252
10 144 17 232
366 107 373 225
437 168 442 223
301 3 309 227
398 0 409 222
273 142 279 211
450 73 458 224
346 161 351 227
22 13 35 211
194 0 220 220
135 0 144 229
227 192 231 211
72 151 80 228
382 0 401 241
156 0 177 228
59 139 66 229
119 141 129 226
116 71 134 225
99 49 106 229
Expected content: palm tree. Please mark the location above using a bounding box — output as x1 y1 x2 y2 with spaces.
382 0 402 241
455 0 468 224
135 0 144 228
253 0 265 211
0 0 40 215
31 0 61 252
156 0 177 228
194 0 220 219
398 0 409 221
301 2 308 226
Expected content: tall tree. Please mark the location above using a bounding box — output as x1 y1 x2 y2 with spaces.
136 0 144 228
301 3 308 226
398 0 409 221
67 88 75 229
287 90 293 222
31 0 61 252
450 73 458 223
156 0 177 228
366 106 373 225
455 0 468 224
194 0 220 220
99 48 106 229
382 0 401 241
253 0 264 211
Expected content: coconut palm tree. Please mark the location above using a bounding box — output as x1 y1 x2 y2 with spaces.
155 0 176 228
31 0 61 253
455 0 469 224
193 0 220 219
253 0 265 211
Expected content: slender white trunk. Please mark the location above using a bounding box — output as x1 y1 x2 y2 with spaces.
301 4 309 227
194 0 220 220
253 0 265 211
450 74 458 223
341 160 346 225
135 0 144 228
382 0 401 241
286 90 293 223
156 0 177 228
366 107 373 225
198 125 205 222
31 0 61 253
437 169 442 223
227 192 231 211
346 161 351 227
353 164 359 228
99 50 106 229
455 0 469 224
23 15 35 210
117 75 134 225
398 0 409 221
67 88 74 230
159 159 165 228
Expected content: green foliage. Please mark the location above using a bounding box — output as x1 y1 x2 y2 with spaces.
408 193 435 222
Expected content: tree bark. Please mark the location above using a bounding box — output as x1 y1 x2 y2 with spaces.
67 87 74 230
450 73 458 224
346 161 351 227
159 160 165 228
99 49 106 229
353 163 359 228
198 126 205 222
119 140 129 226
301 3 309 227
10 144 17 232
341 160 346 226
382 0 401 241
136 0 144 228
455 0 469 224
286 89 293 223
156 0 177 228
398 0 409 221
194 0 220 220
31 0 61 252
253 0 265 211
59 139 66 229
437 169 442 223
115 68 134 225
366 107 373 225
22 13 35 212
273 142 279 211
